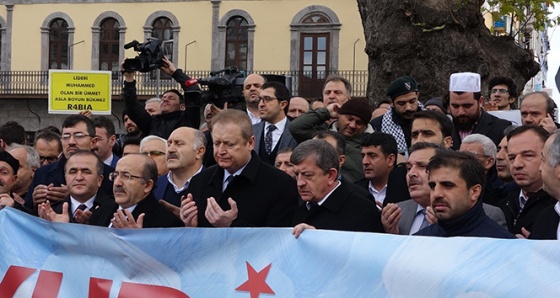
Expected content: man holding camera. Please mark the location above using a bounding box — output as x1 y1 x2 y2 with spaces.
122 56 201 139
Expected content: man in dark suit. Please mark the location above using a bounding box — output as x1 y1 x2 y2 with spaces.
25 115 114 212
38 150 114 224
92 116 119 168
414 150 514 238
291 139 384 238
448 72 511 150
500 125 556 235
154 127 206 207
180 109 299 228
383 143 507 235
89 154 183 228
530 131 560 239
252 81 298 165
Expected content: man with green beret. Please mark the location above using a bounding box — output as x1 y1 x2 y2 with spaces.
371 76 424 156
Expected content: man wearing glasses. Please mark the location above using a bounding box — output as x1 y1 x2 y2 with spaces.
252 81 298 166
25 115 114 213
33 129 62 167
487 76 518 111
139 135 168 176
88 154 183 228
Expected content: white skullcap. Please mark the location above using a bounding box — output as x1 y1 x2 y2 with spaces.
449 72 481 92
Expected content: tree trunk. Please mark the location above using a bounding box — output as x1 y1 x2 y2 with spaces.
356 0 540 104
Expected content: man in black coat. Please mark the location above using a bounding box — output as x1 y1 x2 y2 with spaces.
38 150 114 223
25 115 114 213
180 109 299 228
448 72 511 150
291 139 384 238
499 126 556 235
530 131 560 239
414 150 514 238
122 56 201 139
89 154 182 228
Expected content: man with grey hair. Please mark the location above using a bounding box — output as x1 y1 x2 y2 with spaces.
459 133 503 207
8 144 40 199
529 130 560 239
139 135 168 176
291 139 383 238
145 97 162 116
154 127 206 207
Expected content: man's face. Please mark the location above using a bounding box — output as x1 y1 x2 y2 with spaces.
61 122 96 159
287 97 309 118
167 128 203 172
113 155 151 209
459 142 494 172
122 144 140 157
35 138 61 166
337 114 367 138
243 74 266 105
507 130 544 193
449 92 481 130
92 127 115 161
140 140 168 176
65 154 102 202
323 81 350 105
258 87 287 123
8 148 36 193
275 152 295 178
123 115 140 134
0 161 16 194
411 118 452 148
293 156 337 203
145 101 162 115
540 135 560 199
490 84 514 110
160 92 182 114
520 94 548 126
429 166 480 221
406 148 435 207
495 137 512 181
392 92 419 120
212 122 254 174
361 145 393 182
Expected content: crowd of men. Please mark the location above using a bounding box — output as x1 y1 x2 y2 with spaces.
1 60 560 241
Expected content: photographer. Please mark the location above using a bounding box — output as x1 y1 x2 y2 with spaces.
122 56 201 139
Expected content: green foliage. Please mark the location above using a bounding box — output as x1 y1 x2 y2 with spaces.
486 0 560 36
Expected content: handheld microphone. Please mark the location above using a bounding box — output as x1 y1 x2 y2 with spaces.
184 79 198 87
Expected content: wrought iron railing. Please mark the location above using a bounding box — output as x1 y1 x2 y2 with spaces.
0 70 369 99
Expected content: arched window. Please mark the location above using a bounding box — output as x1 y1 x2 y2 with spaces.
151 17 173 78
225 16 248 71
290 6 341 97
152 17 173 60
49 18 69 69
99 18 120 71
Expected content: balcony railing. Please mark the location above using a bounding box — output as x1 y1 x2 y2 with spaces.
0 70 369 99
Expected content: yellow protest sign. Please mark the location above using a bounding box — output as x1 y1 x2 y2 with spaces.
49 70 112 114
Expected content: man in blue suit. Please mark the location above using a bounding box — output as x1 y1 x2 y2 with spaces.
252 81 298 165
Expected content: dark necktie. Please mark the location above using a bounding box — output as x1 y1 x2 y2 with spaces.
419 209 429 230
304 202 320 224
264 125 277 155
74 204 87 219
224 175 234 191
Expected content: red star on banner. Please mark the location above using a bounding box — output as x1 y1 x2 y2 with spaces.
235 262 275 298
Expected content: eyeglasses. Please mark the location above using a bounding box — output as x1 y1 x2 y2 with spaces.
61 132 92 141
142 150 165 157
257 96 278 103
491 89 508 94
39 155 58 163
108 171 146 182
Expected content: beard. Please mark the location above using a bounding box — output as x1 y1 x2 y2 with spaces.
453 113 479 131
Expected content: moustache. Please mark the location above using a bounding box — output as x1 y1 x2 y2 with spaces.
114 186 126 193
167 153 178 160
408 177 421 186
